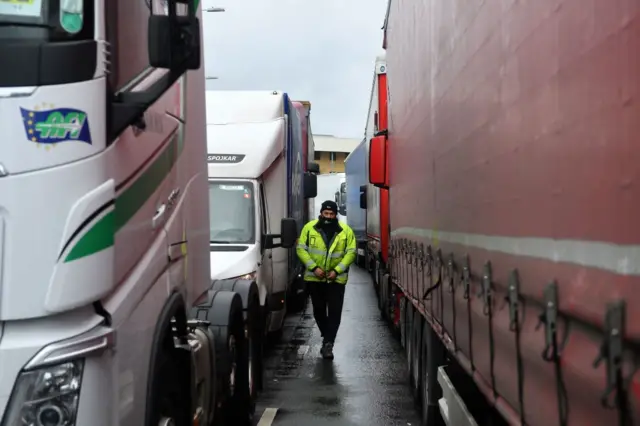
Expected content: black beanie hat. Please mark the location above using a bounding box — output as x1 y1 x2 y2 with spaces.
321 200 338 214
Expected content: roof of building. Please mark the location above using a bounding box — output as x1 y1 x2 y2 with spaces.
313 134 361 153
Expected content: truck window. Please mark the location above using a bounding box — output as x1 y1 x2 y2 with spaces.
105 1 187 91
209 181 256 244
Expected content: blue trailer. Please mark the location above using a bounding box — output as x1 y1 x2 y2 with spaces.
345 138 367 267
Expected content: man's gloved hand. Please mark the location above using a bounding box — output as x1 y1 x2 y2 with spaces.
314 267 325 278
327 270 337 281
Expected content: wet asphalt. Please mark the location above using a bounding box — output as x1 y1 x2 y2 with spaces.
255 267 421 426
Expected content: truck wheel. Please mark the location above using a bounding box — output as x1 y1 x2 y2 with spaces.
146 293 191 426
406 301 415 387
287 277 308 314
380 275 389 320
193 290 253 425
377 275 384 312
211 279 264 395
411 309 423 406
399 296 407 348
420 323 431 424
423 325 445 426
373 260 379 286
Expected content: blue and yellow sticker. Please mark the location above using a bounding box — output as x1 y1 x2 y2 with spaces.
20 105 92 146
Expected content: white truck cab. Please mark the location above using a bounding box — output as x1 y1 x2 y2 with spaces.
0 2 263 425
206 90 317 335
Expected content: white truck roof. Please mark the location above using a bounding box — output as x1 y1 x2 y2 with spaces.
205 90 288 179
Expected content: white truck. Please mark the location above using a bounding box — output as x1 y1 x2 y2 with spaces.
313 173 346 222
335 175 347 217
205 91 318 338
0 1 261 425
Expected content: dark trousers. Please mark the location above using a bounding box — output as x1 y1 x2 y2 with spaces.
307 281 346 343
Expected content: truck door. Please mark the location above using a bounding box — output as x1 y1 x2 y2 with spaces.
159 79 192 299
258 182 273 306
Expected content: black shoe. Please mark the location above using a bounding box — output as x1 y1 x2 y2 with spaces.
321 342 334 360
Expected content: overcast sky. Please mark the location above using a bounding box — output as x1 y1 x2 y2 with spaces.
201 0 388 139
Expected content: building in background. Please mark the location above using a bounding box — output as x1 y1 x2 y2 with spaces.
313 134 360 173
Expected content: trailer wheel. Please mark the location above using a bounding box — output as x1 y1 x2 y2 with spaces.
211 279 264 394
193 290 253 425
380 273 390 320
399 296 407 348
423 325 445 425
287 276 308 314
420 323 431 424
405 301 415 387
373 260 379 287
411 309 423 406
377 274 385 313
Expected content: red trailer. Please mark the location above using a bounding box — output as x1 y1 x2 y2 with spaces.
369 1 640 425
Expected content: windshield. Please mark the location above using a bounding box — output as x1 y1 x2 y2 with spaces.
209 181 256 244
0 0 44 21
0 0 87 37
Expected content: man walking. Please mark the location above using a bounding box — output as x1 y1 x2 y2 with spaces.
296 200 357 359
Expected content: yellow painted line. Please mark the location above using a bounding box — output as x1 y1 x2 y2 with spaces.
257 407 279 426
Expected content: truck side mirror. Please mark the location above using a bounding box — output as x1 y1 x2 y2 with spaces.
304 172 317 199
369 135 388 188
148 1 201 71
308 162 320 174
339 205 347 216
110 0 202 139
280 218 298 249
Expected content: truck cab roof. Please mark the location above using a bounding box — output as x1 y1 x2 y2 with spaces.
206 90 290 179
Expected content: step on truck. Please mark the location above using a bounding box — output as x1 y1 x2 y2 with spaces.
204 90 318 342
0 1 263 425
363 1 640 425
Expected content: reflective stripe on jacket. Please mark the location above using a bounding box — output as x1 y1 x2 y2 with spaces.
296 219 357 285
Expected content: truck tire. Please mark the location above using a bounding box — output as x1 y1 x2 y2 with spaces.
377 274 385 312
146 293 191 426
380 275 389 320
423 325 445 426
411 309 423 406
211 279 264 393
192 289 253 425
406 301 415 388
373 260 379 287
420 323 431 425
399 296 407 348
287 276 308 314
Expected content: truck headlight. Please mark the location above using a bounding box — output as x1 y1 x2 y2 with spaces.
2 360 84 426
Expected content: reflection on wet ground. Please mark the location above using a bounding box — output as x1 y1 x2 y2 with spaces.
255 267 421 426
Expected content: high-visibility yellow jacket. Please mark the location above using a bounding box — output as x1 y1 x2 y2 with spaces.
296 219 357 284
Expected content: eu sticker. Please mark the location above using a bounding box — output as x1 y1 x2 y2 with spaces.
20 105 92 146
